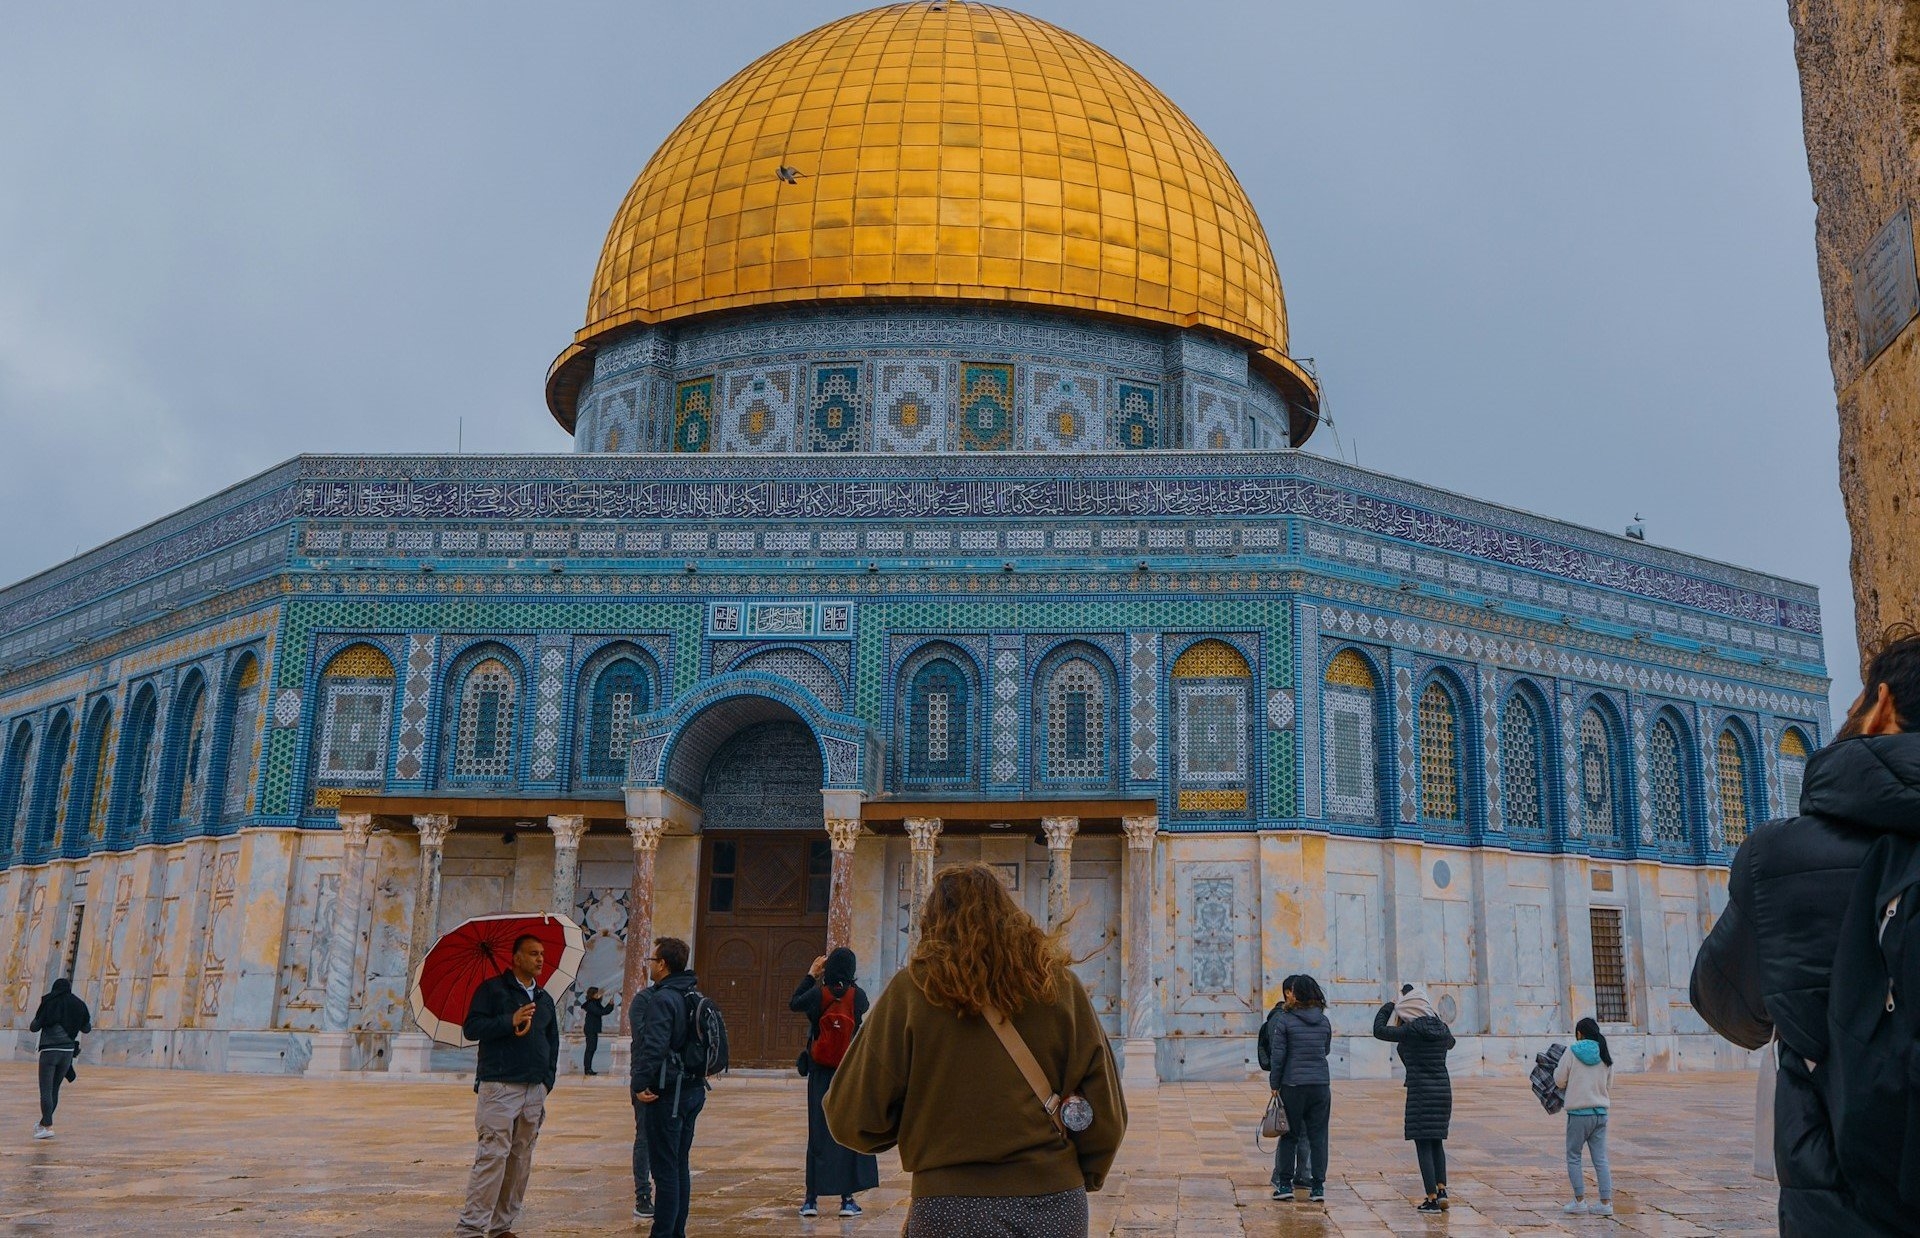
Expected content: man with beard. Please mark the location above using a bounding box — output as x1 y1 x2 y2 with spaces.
1691 624 1920 1235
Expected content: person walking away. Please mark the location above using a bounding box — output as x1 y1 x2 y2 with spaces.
455 933 560 1238
1691 622 1920 1236
789 947 880 1217
1267 974 1333 1203
1555 1017 1615 1216
29 977 90 1139
825 862 1127 1236
626 981 656 1221
578 986 614 1076
1372 982 1455 1213
632 937 707 1238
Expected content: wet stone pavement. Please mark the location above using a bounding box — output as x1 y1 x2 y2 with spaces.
0 1062 1775 1235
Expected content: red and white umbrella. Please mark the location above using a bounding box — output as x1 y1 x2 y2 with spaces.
409 912 585 1047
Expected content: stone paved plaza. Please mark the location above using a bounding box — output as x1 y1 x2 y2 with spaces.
0 1063 1774 1236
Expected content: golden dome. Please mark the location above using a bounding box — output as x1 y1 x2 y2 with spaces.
549 1 1316 429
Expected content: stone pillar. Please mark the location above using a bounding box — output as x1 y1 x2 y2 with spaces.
1120 814 1159 1087
904 817 943 948
311 814 372 1073
405 814 454 976
547 814 588 918
621 817 668 1017
825 818 863 951
392 813 454 1075
1041 815 1079 930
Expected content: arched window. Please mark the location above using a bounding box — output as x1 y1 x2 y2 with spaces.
1173 639 1252 813
580 655 651 782
1500 691 1546 836
1418 681 1463 823
1041 654 1109 782
25 710 71 861
1718 727 1752 848
1577 705 1624 843
1778 728 1810 817
65 700 114 854
162 671 211 838
0 722 33 861
315 644 396 798
111 685 161 845
220 656 264 822
1323 649 1379 820
906 657 970 783
451 656 519 781
1648 716 1689 850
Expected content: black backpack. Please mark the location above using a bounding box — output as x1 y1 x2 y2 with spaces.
1824 834 1920 1227
1255 1000 1285 1072
675 989 729 1082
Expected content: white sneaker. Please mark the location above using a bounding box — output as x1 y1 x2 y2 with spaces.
1562 1199 1587 1214
1590 1202 1614 1217
32 1126 53 1140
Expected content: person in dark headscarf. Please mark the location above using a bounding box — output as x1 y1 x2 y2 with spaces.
29 977 91 1139
788 947 878 1217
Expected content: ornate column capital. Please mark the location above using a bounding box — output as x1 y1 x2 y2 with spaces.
825 818 865 853
336 813 374 849
625 816 668 853
1121 815 1159 850
904 816 943 854
1041 815 1080 851
412 813 454 849
547 814 589 850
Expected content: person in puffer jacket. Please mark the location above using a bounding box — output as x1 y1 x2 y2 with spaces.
1552 1018 1614 1217
1373 983 1455 1213
1265 974 1334 1202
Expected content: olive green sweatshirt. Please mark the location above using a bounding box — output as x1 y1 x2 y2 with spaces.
822 963 1126 1198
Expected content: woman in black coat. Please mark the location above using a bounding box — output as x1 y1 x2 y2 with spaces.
1372 983 1456 1213
789 947 879 1218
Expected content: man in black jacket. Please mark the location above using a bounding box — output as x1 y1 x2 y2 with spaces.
1691 625 1920 1236
455 933 560 1238
632 936 706 1238
578 986 614 1076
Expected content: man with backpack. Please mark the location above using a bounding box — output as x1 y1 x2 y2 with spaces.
1691 623 1920 1235
632 936 722 1238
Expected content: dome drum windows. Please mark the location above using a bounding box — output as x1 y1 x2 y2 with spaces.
1417 680 1465 825
315 645 397 803
1577 705 1626 846
1322 648 1380 822
579 651 655 785
1037 648 1114 787
901 649 974 787
1173 639 1252 816
1498 690 1547 838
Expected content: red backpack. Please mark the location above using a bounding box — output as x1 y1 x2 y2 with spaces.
810 984 857 1069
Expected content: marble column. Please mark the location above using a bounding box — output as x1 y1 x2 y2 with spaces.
904 817 943 949
405 814 454 977
310 813 373 1073
1120 814 1160 1088
547 814 588 918
1041 815 1080 930
825 817 863 951
621 817 668 1015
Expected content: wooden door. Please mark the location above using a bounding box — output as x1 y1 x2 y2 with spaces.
694 833 831 1066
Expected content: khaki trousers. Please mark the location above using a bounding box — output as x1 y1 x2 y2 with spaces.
455 1081 547 1238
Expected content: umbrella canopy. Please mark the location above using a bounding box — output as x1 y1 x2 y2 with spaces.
409 912 584 1047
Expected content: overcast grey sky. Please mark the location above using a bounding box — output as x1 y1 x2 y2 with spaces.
0 3 1855 711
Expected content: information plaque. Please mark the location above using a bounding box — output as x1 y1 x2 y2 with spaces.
1854 205 1919 363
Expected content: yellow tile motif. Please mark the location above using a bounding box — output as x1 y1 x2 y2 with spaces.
1172 638 1250 679
573 1 1289 366
321 643 395 680
1324 648 1376 690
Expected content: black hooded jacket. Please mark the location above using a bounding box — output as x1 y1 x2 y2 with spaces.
1690 732 1920 1237
30 979 91 1052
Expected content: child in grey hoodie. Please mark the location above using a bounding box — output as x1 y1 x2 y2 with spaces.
1552 1017 1614 1216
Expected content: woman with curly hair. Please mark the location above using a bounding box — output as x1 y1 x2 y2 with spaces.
824 861 1127 1236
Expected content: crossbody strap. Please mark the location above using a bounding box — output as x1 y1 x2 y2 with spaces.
981 1003 1067 1138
